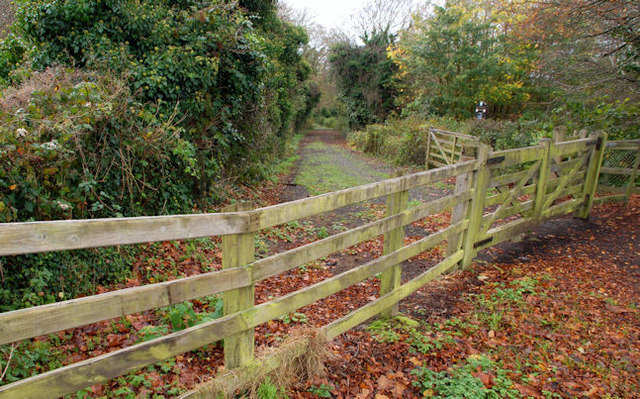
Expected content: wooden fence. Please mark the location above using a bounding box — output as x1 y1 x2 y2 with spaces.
425 128 482 168
0 133 607 398
426 129 638 207
596 139 640 204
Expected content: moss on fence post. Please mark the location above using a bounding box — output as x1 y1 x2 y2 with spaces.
460 145 491 269
222 202 256 369
534 139 552 222
578 132 607 219
380 174 408 317
447 154 474 267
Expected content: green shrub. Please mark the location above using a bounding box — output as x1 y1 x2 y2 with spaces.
0 68 198 221
0 246 134 311
9 0 310 185
562 99 640 141
351 116 549 167
351 117 433 166
411 355 519 398
0 33 26 87
464 119 546 151
164 296 223 331
0 68 194 311
0 340 62 384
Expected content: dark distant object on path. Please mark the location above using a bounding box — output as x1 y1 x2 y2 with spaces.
476 101 488 120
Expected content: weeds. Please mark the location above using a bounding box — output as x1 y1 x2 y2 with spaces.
411 355 520 398
307 383 334 397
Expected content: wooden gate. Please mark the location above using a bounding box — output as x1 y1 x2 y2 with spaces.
465 134 604 255
425 128 482 168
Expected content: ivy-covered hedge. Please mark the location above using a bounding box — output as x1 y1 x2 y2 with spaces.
0 68 200 221
0 0 314 310
2 0 312 209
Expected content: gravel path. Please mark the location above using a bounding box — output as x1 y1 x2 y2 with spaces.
280 130 452 204
272 130 455 278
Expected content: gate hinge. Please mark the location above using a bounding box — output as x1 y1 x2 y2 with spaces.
474 237 493 249
595 136 603 151
487 156 505 165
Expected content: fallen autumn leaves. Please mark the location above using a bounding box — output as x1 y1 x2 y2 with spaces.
1 189 637 398
289 195 639 398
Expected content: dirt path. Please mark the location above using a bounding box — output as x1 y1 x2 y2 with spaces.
272 130 452 279
278 130 452 203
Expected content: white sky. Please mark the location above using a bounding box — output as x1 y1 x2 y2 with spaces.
281 0 362 30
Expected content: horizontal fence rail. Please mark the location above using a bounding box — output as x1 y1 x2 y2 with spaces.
0 131 619 398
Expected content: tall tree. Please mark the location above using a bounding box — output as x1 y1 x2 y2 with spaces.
498 0 639 101
330 31 399 129
493 0 640 138
352 0 418 38
391 1 533 118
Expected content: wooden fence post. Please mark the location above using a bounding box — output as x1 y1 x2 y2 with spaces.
425 130 432 169
380 175 408 317
577 132 607 219
534 139 552 222
451 136 458 164
447 151 474 266
460 144 491 269
221 202 255 369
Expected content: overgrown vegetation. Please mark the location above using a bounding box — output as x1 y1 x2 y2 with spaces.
351 116 545 166
339 0 639 159
0 0 316 310
329 31 399 130
2 0 314 215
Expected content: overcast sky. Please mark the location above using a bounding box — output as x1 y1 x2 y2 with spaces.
281 0 362 30
282 0 437 33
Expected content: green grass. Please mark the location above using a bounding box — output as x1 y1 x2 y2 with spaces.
269 134 304 180
295 142 388 195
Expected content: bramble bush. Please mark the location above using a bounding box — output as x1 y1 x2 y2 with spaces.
8 0 311 193
0 67 198 222
0 67 190 310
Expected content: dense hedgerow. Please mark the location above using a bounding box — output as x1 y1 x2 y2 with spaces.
0 0 315 218
0 0 314 310
4 0 311 201
0 67 199 221
0 68 190 309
